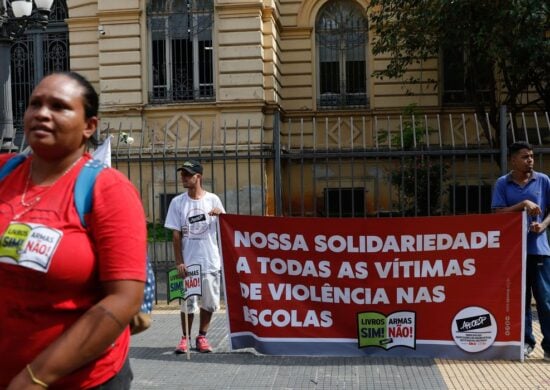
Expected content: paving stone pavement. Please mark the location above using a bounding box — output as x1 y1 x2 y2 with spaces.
129 310 550 390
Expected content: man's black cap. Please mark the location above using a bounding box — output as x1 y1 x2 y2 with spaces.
177 160 203 175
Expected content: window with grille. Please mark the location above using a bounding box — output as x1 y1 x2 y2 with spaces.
316 0 368 109
148 0 214 103
442 45 491 105
324 187 365 217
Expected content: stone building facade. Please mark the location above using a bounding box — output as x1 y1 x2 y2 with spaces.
14 0 523 220
66 0 445 137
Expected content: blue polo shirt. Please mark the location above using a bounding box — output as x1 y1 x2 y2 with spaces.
491 171 550 255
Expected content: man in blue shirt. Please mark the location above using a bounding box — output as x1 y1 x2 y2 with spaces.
492 141 550 360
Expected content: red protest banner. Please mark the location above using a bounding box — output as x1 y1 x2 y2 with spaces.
219 213 525 359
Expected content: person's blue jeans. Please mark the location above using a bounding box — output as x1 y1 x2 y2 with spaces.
525 255 550 353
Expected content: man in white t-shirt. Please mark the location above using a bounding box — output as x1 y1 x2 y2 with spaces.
164 160 225 353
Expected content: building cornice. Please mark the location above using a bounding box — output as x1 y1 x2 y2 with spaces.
216 2 264 18
280 27 312 39
99 104 145 116
66 16 99 29
97 9 142 22
100 100 275 116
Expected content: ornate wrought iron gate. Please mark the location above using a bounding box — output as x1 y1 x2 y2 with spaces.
10 0 69 146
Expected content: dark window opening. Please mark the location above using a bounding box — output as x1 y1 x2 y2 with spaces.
160 193 178 221
442 46 491 105
449 185 492 214
324 187 365 217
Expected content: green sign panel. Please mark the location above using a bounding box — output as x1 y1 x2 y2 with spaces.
357 312 388 348
167 268 185 302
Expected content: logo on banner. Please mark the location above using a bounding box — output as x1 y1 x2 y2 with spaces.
167 264 203 302
357 311 416 349
451 306 497 352
0 222 62 272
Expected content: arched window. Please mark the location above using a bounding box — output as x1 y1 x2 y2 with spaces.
316 0 368 109
147 0 214 103
441 44 491 106
11 0 69 143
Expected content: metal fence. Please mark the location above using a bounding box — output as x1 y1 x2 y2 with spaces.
104 109 550 302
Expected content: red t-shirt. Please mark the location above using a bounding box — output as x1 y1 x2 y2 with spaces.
0 153 147 389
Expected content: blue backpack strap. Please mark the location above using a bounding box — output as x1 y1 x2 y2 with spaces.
74 159 106 227
74 159 155 320
0 153 29 181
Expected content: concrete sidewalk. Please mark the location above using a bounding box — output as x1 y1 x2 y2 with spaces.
129 310 549 390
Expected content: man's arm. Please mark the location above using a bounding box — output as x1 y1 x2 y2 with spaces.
208 207 224 216
530 212 550 234
492 178 542 216
209 195 226 216
494 199 541 216
172 230 187 276
164 197 187 276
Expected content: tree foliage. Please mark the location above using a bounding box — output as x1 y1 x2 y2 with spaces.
367 0 550 140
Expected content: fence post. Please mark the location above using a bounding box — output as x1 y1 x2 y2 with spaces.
273 110 282 216
499 105 507 175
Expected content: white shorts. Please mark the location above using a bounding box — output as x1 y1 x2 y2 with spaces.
181 271 220 313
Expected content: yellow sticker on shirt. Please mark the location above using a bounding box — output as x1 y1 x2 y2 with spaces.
0 222 63 272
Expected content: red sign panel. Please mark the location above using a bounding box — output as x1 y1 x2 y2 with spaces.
219 213 524 359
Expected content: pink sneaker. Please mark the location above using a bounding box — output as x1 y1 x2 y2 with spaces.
175 336 189 354
196 335 213 353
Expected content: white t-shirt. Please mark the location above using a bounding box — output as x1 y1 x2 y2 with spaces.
164 191 225 273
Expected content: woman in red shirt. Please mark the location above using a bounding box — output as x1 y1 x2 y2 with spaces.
0 72 147 389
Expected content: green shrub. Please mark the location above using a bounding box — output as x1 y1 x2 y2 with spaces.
380 105 449 216
147 223 172 242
